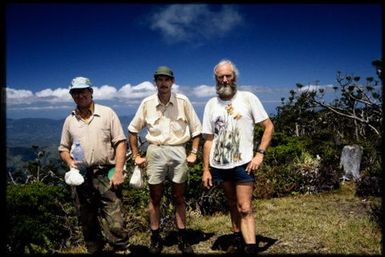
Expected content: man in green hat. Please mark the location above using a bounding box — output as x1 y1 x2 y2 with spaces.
128 66 202 254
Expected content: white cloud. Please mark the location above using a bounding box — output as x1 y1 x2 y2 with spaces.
298 84 335 93
92 85 117 100
192 85 216 97
118 81 156 99
6 88 33 99
149 4 243 43
35 88 72 101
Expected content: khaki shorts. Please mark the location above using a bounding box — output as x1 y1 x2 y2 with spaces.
145 144 188 185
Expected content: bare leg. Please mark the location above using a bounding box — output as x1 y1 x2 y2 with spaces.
222 181 240 233
172 182 186 229
236 182 256 244
149 183 164 230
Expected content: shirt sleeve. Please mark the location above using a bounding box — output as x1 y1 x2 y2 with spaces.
201 99 214 135
128 100 146 133
58 117 71 152
110 109 127 146
248 92 269 123
184 97 202 137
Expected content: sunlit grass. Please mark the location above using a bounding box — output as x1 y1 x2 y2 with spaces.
63 181 381 254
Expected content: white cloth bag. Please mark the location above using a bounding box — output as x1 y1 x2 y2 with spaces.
129 166 145 189
64 168 84 186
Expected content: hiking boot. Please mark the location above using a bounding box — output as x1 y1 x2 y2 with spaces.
85 241 104 254
178 239 194 254
113 244 131 254
227 233 244 253
149 236 163 254
177 229 194 254
244 243 259 254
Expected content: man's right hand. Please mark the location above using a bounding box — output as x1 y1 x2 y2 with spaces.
135 156 147 169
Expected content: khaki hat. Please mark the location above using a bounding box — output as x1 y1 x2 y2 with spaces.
69 77 92 92
154 66 174 78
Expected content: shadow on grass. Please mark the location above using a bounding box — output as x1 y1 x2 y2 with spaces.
212 233 277 252
128 228 215 254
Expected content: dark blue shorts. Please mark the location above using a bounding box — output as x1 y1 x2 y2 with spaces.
211 164 255 184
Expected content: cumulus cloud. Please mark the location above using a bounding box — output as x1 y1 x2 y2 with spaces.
35 88 72 101
6 88 36 104
149 4 243 43
297 84 335 93
5 81 184 107
118 81 156 99
192 85 216 97
92 85 117 100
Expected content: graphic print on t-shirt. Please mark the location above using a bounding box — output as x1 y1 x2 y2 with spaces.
213 103 242 165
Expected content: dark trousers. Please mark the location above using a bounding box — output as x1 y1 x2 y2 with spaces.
72 166 128 252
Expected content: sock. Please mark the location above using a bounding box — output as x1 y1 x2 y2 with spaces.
151 228 160 240
178 228 187 240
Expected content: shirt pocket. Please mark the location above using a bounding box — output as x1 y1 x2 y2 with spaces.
171 116 188 137
100 128 111 143
146 116 162 137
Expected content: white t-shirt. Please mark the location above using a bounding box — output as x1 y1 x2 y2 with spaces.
202 90 269 169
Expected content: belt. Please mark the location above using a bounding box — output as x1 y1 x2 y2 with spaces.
87 164 114 171
150 143 186 147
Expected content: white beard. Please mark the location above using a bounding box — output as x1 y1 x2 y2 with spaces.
216 83 236 98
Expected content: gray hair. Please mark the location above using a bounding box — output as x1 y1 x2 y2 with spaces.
213 59 240 79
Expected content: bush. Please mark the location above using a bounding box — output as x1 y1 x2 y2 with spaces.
6 182 73 253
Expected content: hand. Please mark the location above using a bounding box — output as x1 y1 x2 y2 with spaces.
135 156 147 169
245 154 264 174
69 159 78 169
110 169 125 187
202 170 213 189
186 153 197 166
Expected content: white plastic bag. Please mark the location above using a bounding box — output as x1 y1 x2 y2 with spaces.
64 168 85 186
129 166 145 189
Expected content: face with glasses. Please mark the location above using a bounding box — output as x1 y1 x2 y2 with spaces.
70 88 93 109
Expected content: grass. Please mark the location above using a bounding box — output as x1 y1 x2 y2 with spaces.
64 181 382 255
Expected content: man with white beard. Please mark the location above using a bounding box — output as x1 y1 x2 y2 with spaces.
201 59 274 254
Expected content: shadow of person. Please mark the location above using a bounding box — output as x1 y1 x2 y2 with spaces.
256 234 278 252
127 229 215 254
163 228 215 247
212 233 277 252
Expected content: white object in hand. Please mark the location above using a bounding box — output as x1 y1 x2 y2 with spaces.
64 167 85 186
129 166 145 188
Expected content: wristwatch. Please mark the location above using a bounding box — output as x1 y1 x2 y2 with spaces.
256 149 266 155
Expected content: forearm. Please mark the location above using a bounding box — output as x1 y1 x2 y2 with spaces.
114 140 127 173
191 135 200 152
257 118 274 151
60 151 73 168
128 132 140 157
203 137 213 171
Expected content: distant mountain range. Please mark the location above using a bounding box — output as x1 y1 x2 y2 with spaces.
6 116 134 162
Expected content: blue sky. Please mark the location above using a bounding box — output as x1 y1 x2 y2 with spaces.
5 3 382 120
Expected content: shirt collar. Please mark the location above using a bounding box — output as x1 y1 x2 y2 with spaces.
156 92 176 106
72 101 96 117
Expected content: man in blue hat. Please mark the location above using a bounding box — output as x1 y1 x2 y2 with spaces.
59 76 129 254
128 66 202 254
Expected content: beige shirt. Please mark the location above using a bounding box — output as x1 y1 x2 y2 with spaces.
128 93 201 145
58 103 126 166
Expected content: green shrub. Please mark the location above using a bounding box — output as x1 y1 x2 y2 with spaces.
6 182 73 253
